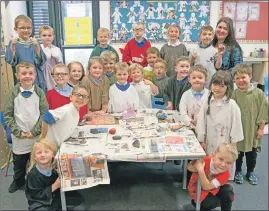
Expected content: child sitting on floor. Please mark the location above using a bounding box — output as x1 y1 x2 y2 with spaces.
187 143 238 211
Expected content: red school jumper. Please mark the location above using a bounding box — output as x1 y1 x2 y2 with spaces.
46 89 87 122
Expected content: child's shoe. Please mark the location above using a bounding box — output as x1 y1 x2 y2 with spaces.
246 172 258 185
234 171 244 184
8 180 20 193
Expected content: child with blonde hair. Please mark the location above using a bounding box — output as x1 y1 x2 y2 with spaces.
39 25 63 90
122 22 151 67
130 63 158 108
5 15 47 92
67 61 85 87
90 27 119 61
232 64 268 185
25 139 84 211
4 62 47 193
187 143 238 211
100 51 118 86
160 24 188 77
108 62 140 113
81 57 110 115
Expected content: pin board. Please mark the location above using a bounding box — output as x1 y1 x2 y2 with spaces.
220 1 268 43
110 0 210 43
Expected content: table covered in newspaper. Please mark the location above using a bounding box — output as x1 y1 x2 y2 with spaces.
57 109 206 210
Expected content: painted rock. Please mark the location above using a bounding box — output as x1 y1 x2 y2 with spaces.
109 128 116 135
112 135 122 140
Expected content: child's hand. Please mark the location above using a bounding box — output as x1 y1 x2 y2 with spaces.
194 160 205 172
21 132 28 138
190 119 197 127
191 52 198 60
94 110 106 115
217 44 226 56
200 142 206 151
256 129 264 139
83 112 93 121
25 132 33 138
166 102 173 110
30 36 39 46
143 79 152 86
10 36 18 52
54 178 61 188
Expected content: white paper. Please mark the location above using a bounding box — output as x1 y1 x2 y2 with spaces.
236 3 248 21
248 4 260 21
224 2 236 20
66 3 86 17
235 22 247 39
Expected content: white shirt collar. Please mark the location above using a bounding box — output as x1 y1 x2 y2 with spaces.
20 85 34 93
210 95 228 104
168 40 181 47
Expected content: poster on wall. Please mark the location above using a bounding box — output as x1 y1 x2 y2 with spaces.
248 4 260 21
236 2 248 21
223 1 236 20
110 0 210 43
235 22 247 38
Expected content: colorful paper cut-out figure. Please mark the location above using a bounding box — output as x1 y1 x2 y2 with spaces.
179 13 188 29
127 7 137 23
146 3 155 19
189 13 198 29
182 25 192 42
156 3 165 19
112 7 122 24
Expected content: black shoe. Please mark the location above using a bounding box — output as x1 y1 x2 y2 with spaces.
8 180 20 193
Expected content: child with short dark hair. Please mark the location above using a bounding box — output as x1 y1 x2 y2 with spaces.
180 65 210 128
188 143 238 211
100 51 117 86
90 27 119 61
163 56 192 111
232 64 268 185
122 22 151 67
4 61 48 193
143 47 160 82
160 24 188 77
5 15 47 92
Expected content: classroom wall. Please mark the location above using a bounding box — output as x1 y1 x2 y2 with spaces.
100 1 268 58
1 1 268 57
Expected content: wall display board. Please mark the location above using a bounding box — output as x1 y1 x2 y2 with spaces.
110 0 210 43
220 1 268 43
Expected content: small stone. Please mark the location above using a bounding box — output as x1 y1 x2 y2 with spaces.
132 139 140 148
112 135 122 140
90 129 98 134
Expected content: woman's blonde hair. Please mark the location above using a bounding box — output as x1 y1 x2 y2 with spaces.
28 139 57 172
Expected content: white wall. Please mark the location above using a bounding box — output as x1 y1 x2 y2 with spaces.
1 1 27 45
100 1 268 58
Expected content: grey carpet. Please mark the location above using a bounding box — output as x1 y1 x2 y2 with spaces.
1 135 268 210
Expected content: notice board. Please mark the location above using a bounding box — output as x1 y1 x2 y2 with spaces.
220 1 268 43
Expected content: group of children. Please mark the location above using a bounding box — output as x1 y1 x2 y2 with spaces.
3 14 268 211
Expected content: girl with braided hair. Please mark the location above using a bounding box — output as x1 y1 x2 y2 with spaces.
195 70 244 180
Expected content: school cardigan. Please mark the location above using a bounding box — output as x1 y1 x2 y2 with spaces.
90 44 119 62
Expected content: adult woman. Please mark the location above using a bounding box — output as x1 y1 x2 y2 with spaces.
213 17 243 73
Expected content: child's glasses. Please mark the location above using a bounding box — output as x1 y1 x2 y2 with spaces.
18 27 32 31
133 28 144 32
73 93 89 99
52 73 69 77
